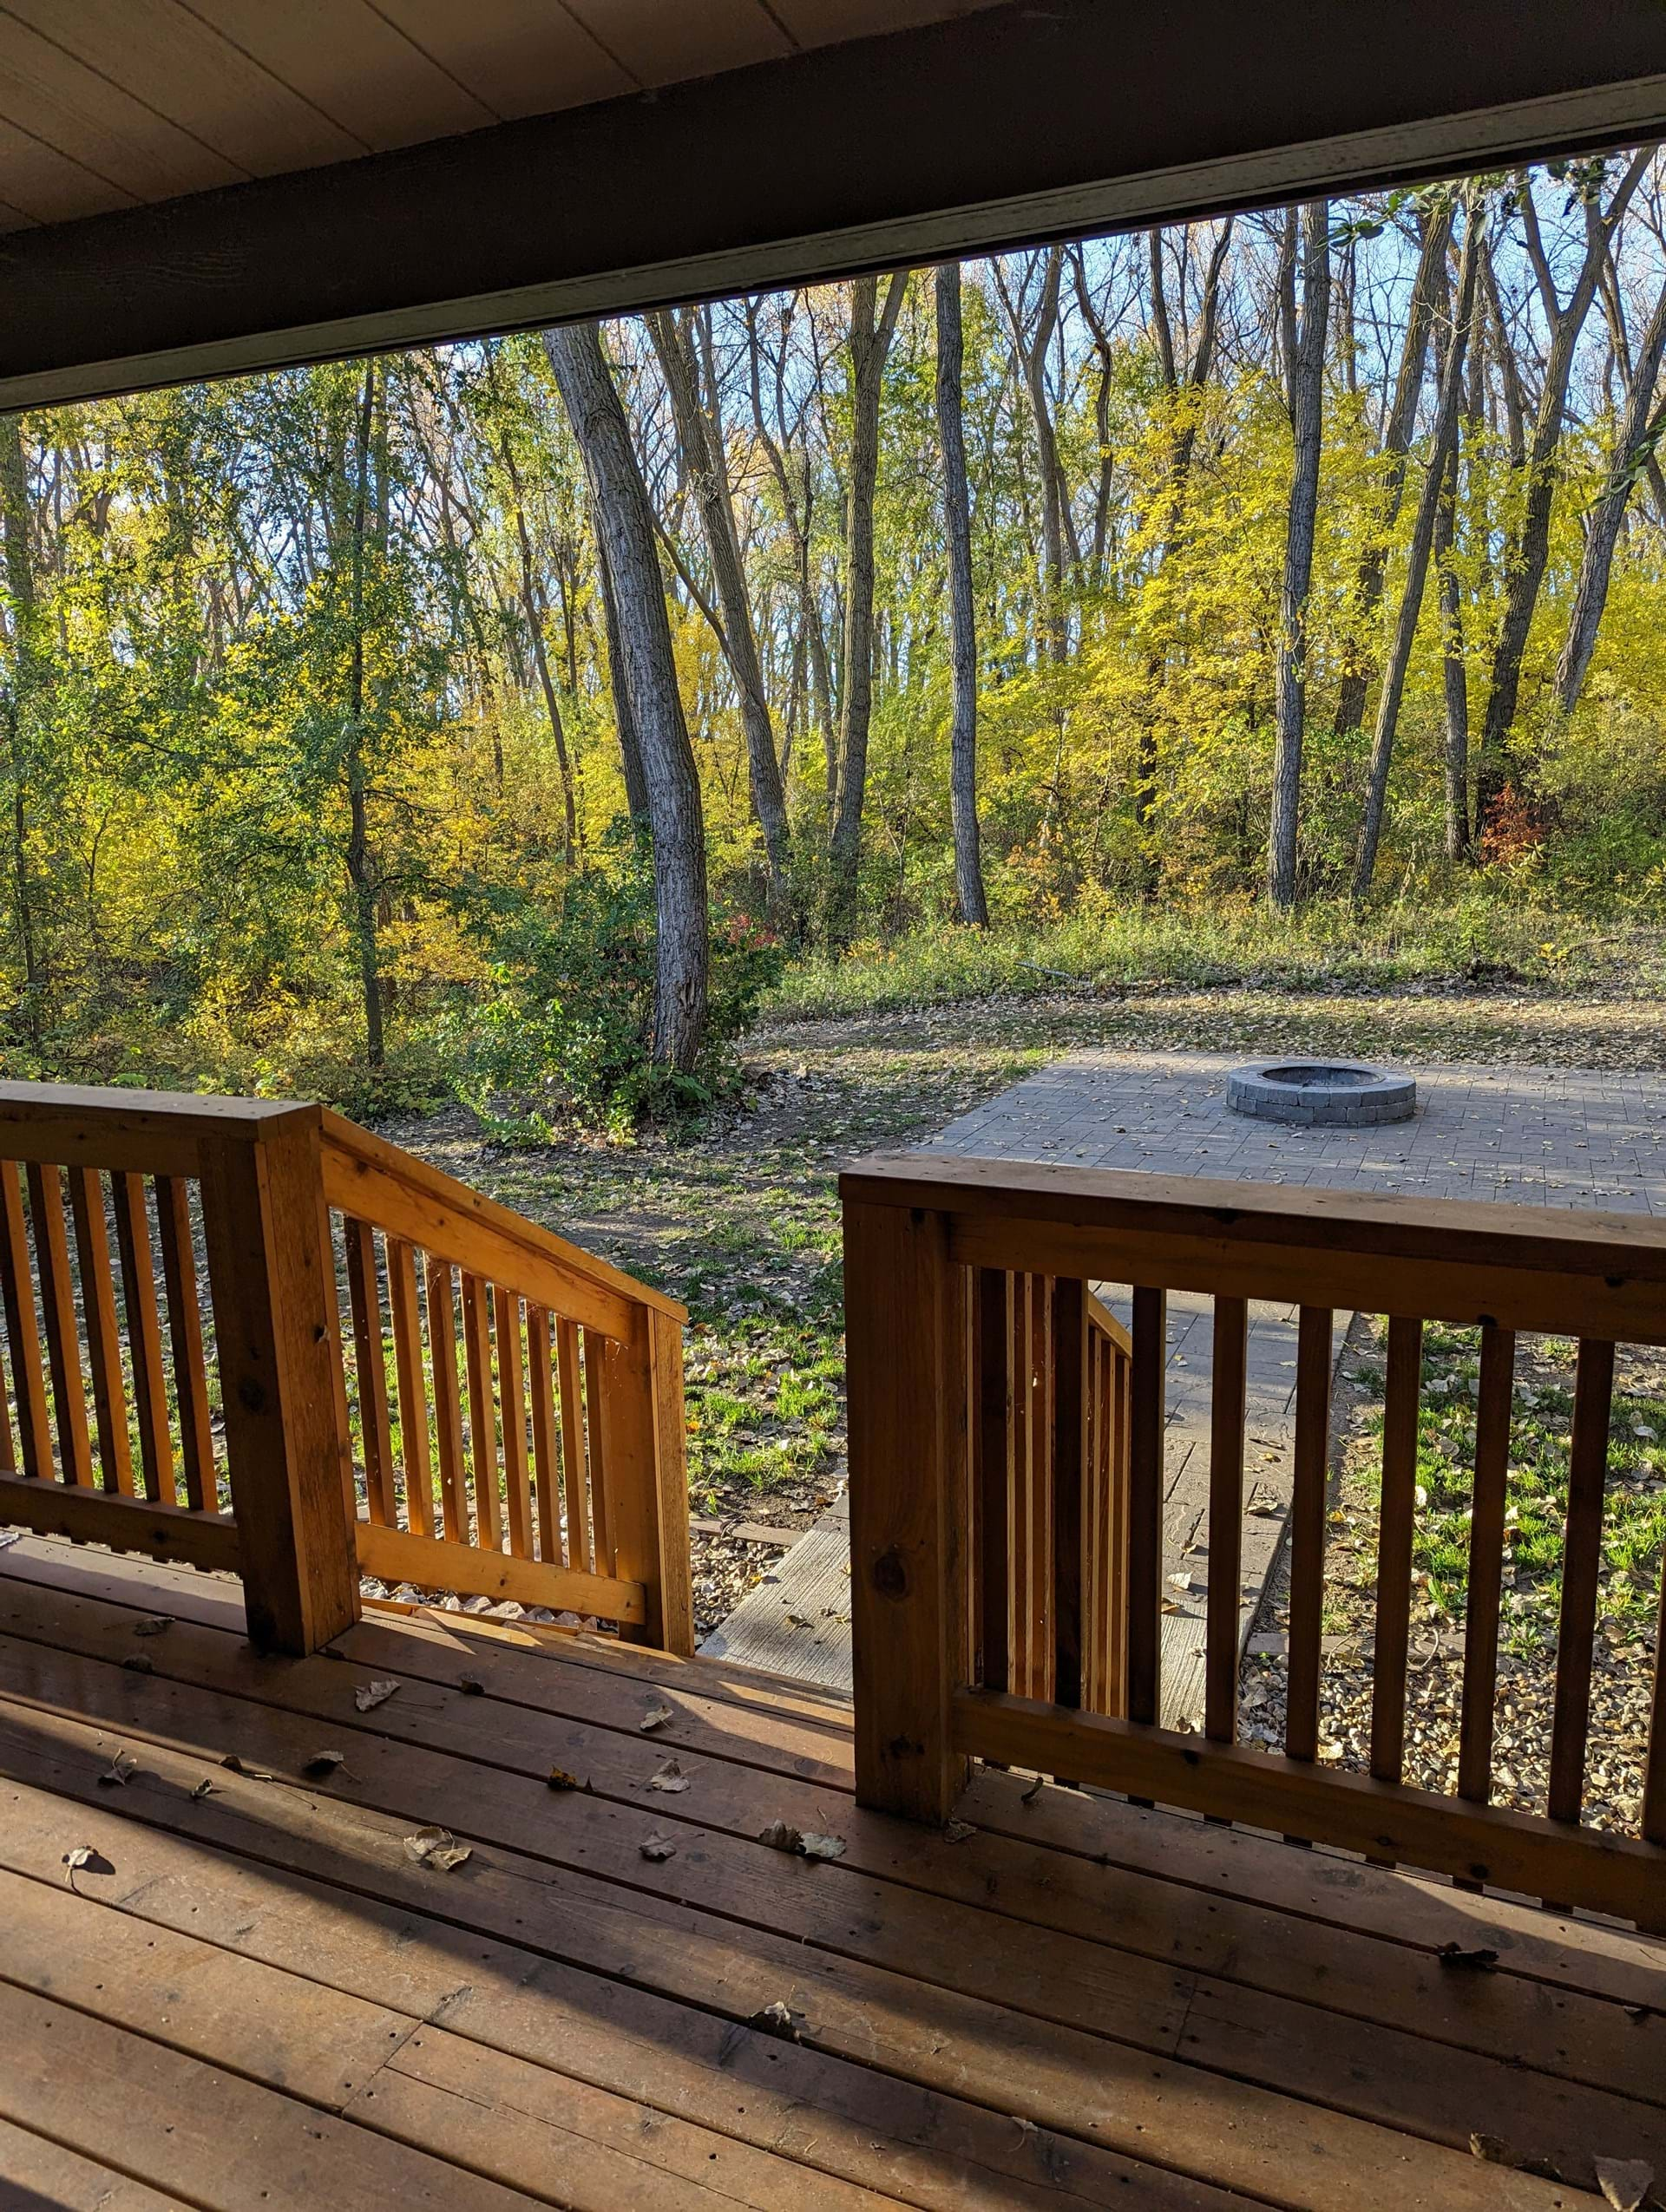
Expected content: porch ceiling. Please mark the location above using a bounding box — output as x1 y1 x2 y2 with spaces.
0 0 1663 409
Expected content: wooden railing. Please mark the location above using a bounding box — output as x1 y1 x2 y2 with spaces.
845 1155 1666 1934
320 1112 691 1652
972 1271 1130 1713
0 1082 692 1658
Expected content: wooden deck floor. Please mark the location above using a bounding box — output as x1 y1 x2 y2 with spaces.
0 1539 1663 2211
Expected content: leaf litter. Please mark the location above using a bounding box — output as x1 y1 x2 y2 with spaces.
403 1825 472 1871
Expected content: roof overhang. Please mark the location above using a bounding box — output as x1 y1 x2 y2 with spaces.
3 0 1664 409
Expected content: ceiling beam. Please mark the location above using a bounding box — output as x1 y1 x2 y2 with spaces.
1 0 1663 408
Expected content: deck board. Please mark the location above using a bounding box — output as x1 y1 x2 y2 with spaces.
1 1538 1663 2209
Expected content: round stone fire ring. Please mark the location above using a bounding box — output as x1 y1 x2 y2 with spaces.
1226 1060 1416 1127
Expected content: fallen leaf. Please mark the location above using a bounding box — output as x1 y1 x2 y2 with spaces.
220 1754 275 1781
758 1818 803 1851
639 1702 673 1732
1437 1942 1499 1973
133 1615 173 1637
189 1778 220 1802
640 1831 678 1862
302 1749 346 1777
403 1825 472 1872
747 1999 803 2042
1469 2133 1509 2164
546 1766 591 1792
354 1679 399 1711
121 1652 154 1674
62 1844 104 1887
98 1749 136 1788
1020 1776 1045 1807
799 1831 846 1862
0 1530 21 1552
1594 2157 1655 2212
648 1757 691 1793
942 1818 977 1844
457 1674 487 1697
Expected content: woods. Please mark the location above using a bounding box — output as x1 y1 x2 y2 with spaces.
3 154 1666 1122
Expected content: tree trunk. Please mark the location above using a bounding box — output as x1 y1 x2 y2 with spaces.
545 321 708 1073
0 411 42 1044
1434 436 1472 861
935 263 988 928
1267 201 1330 911
1476 150 1650 833
344 361 384 1070
595 528 651 819
648 307 792 919
501 435 580 860
828 271 908 945
1331 202 1453 742
1354 198 1481 900
1553 273 1666 717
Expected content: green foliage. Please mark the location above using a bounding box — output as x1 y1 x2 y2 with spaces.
443 828 786 1140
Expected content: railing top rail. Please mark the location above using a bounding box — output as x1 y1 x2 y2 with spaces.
320 1109 685 1329
0 1079 316 1174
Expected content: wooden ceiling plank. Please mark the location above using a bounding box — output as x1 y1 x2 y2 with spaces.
1 0 365 175
561 0 792 88
178 0 496 151
770 0 1006 42
370 0 635 119
0 114 133 225
0 10 243 200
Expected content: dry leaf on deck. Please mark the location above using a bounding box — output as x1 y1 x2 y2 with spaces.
1437 1942 1499 1973
1020 1776 1046 1807
639 1702 673 1732
62 1844 97 1887
648 1757 691 1793
758 1819 803 1852
303 1749 347 1777
98 1748 136 1788
121 1653 154 1674
220 1754 275 1780
747 1999 803 2042
640 1831 678 1862
546 1766 591 1792
1468 2134 1508 2164
1594 2157 1655 2212
457 1675 486 1696
403 1825 472 1872
798 1831 846 1862
133 1615 173 1637
354 1679 399 1712
942 1818 977 1844
189 1778 220 1802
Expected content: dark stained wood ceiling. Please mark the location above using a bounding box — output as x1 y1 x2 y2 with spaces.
0 0 1007 228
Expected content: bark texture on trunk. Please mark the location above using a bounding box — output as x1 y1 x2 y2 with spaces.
1267 200 1330 911
0 410 41 1044
648 307 792 918
935 262 987 928
545 321 709 1074
828 271 907 944
344 360 384 1069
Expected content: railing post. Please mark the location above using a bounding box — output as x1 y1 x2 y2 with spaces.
199 1105 360 1655
846 1195 969 1823
596 1303 694 1655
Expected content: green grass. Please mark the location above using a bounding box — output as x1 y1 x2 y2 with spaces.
767 898 1666 1022
1361 1322 1666 1652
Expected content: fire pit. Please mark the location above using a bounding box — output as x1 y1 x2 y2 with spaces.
1227 1060 1415 1127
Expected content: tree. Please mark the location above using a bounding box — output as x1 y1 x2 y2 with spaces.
828 271 908 943
544 321 709 1074
934 262 988 927
1267 200 1330 911
647 305 792 919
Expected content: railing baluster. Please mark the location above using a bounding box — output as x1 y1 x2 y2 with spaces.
1206 1294 1249 1745
495 1286 534 1559
527 1306 564 1565
425 1256 466 1543
24 1162 93 1489
387 1237 434 1537
1284 1305 1334 1764
584 1325 611 1569
1082 1320 1102 1711
556 1315 587 1571
1459 1322 1514 1805
1371 1315 1424 1788
974 1266 1009 1693
344 1219 396 1526
1051 1276 1086 1711
67 1168 134 1497
1028 1275 1053 1700
154 1175 215 1510
1549 1336 1615 1825
1007 1275 1033 1695
462 1273 501 1549
111 1172 170 1502
1126 1284 1166 1729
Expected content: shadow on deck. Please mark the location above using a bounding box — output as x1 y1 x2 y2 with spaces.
1 1533 1662 2211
